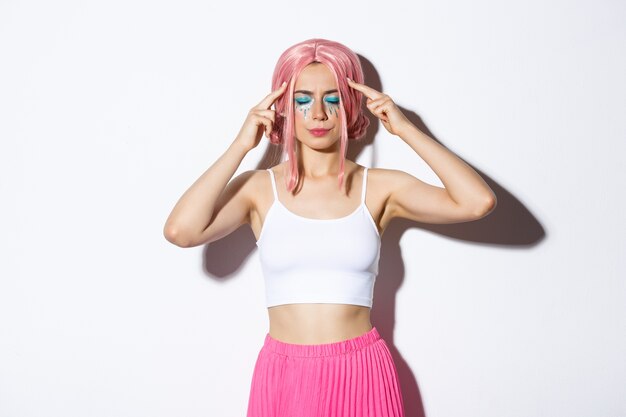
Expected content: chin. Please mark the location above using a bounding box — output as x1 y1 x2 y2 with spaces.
309 139 342 152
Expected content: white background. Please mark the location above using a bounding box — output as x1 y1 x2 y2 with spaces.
1 1 624 416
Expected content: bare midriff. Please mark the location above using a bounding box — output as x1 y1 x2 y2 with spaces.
267 303 373 344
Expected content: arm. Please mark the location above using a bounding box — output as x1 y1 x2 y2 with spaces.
164 81 288 248
163 142 253 248
346 77 496 224
386 124 497 224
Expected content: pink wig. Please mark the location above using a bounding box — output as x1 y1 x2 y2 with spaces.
268 38 370 192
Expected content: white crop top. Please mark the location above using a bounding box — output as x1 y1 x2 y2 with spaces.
256 167 381 308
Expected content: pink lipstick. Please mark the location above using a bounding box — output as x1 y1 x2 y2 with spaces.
309 128 330 137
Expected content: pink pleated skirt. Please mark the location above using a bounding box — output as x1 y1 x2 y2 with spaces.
246 326 405 417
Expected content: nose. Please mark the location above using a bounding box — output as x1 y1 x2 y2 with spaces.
311 98 328 121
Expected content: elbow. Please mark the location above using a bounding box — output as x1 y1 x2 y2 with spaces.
472 195 497 219
163 224 192 248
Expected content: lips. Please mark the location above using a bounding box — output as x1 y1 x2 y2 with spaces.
309 128 330 137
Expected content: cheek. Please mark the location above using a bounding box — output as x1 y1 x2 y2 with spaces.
295 100 313 120
326 101 340 118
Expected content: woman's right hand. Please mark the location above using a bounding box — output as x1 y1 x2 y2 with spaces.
234 81 288 152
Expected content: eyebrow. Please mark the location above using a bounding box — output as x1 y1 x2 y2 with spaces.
294 89 338 94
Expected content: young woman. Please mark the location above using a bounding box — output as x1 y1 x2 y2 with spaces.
164 38 496 417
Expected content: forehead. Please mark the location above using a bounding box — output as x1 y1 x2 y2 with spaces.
294 63 337 90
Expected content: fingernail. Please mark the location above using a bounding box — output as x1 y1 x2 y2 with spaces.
282 81 287 86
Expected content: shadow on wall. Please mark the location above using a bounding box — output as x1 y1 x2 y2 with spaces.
200 54 546 417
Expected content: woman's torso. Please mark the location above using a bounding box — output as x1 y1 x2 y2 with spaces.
250 162 391 344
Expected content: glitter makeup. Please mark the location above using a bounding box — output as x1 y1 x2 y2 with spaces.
295 97 313 119
325 96 340 117
295 96 340 119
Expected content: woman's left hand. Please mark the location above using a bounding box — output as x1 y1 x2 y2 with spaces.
347 77 413 137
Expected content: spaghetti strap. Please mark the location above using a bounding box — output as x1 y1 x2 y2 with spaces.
266 169 278 202
361 167 369 204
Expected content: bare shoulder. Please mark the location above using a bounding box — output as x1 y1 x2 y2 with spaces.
208 167 271 227
243 164 285 217
359 166 404 234
365 166 409 201
366 166 404 181
240 168 271 214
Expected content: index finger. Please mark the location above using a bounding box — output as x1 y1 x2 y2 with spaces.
346 77 383 100
256 81 289 110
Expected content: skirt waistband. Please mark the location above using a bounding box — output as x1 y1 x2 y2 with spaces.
263 326 381 357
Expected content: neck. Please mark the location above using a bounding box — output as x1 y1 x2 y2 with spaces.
296 141 344 178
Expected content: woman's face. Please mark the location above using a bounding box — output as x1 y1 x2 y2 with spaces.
292 62 342 150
